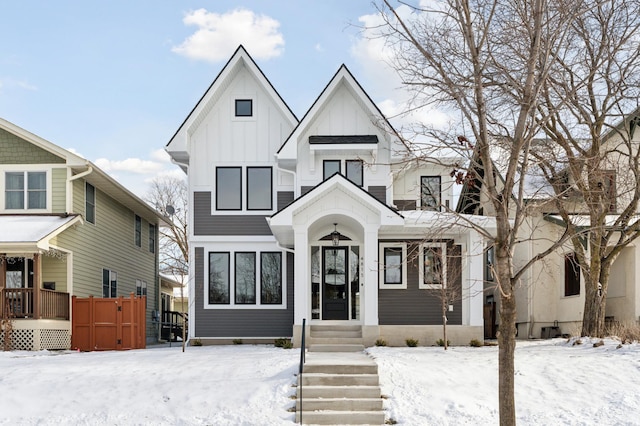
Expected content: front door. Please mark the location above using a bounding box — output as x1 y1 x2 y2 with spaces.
322 246 348 320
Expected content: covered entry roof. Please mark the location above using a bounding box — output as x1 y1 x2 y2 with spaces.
0 214 82 252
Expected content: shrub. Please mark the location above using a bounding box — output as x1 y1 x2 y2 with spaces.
191 339 202 346
606 321 640 344
375 338 388 347
232 339 243 345
274 337 292 348
436 338 450 347
469 339 483 347
405 338 419 347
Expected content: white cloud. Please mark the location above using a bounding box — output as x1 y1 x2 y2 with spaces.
172 8 284 62
94 157 165 175
150 148 171 163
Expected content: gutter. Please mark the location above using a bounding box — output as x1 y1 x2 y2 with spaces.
66 164 93 212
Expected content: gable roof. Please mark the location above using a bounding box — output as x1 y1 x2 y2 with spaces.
0 117 162 224
0 214 83 252
165 45 298 171
275 64 404 161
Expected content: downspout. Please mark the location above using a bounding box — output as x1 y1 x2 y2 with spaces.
275 154 298 198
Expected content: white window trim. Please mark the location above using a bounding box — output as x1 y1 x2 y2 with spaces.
379 242 408 289
204 249 287 310
2 167 52 212
419 242 447 289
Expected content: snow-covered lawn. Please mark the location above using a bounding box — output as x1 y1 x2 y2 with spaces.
0 338 638 425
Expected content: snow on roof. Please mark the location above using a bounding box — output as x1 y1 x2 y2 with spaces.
0 214 82 251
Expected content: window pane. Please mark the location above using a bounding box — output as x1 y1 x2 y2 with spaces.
261 252 282 304
384 247 402 284
103 269 110 298
28 191 46 209
86 183 96 224
421 176 441 211
28 172 46 190
135 215 141 247
216 167 242 210
247 167 272 210
235 99 253 117
346 160 363 186
209 252 230 304
323 160 341 180
423 247 443 284
5 172 24 209
565 253 580 296
148 224 155 253
110 271 117 298
235 252 256 304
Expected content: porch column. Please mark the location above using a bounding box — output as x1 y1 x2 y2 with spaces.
362 226 379 326
465 230 484 326
33 253 41 319
293 226 309 324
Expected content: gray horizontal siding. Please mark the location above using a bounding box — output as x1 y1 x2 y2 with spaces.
368 186 387 204
378 243 462 326
194 247 294 338
277 191 294 211
193 192 271 236
394 199 416 210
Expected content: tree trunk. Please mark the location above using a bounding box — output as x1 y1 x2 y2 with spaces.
497 292 517 426
581 270 609 337
443 302 448 350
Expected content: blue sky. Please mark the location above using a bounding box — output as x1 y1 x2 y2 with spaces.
0 1 420 197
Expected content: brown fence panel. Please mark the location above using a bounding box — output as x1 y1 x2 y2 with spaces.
72 294 146 351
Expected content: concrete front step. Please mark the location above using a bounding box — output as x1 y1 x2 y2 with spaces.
309 343 365 352
298 397 383 411
309 329 363 339
308 336 365 345
295 410 385 425
300 373 379 387
303 363 378 375
297 385 381 399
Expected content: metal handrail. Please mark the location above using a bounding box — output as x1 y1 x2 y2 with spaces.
298 318 306 424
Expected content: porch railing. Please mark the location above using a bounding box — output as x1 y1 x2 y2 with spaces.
1 288 70 320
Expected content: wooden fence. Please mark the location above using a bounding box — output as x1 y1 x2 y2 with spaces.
71 294 146 351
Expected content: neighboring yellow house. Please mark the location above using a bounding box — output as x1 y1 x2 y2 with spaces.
0 117 163 350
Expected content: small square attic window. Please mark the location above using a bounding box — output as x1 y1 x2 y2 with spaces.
235 99 253 117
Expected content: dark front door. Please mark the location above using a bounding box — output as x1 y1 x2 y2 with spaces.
322 246 348 320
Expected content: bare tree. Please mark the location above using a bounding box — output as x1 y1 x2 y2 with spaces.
145 176 189 277
532 0 640 337
368 1 579 424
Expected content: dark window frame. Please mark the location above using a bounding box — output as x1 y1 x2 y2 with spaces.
102 269 117 298
209 252 231 304
148 223 156 253
235 99 253 117
323 160 341 181
346 159 364 187
134 214 142 247
85 182 96 224
216 166 242 211
421 175 442 211
234 252 256 304
383 247 403 285
261 252 283 305
246 166 273 211
564 252 581 296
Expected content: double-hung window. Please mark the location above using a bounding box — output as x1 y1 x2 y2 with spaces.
102 269 117 298
379 243 408 289
148 224 156 253
419 243 447 289
421 176 441 211
5 171 46 210
85 182 96 224
134 215 142 247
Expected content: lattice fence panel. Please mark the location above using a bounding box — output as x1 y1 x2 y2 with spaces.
0 329 34 351
39 329 71 350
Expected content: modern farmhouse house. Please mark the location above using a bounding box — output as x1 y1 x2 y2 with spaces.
166 46 491 346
